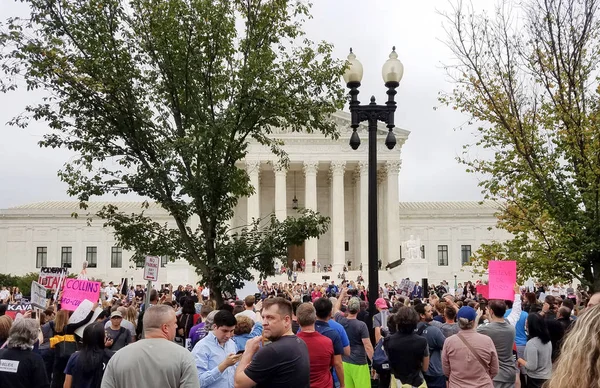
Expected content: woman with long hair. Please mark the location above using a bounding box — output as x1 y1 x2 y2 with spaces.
517 313 552 388
124 306 137 326
176 298 196 343
50 304 97 388
63 322 113 388
546 304 600 388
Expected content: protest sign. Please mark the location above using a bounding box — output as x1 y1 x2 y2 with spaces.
74 307 104 338
476 285 489 299
68 299 95 324
30 281 48 309
5 303 32 319
488 260 517 300
398 279 416 296
61 279 101 311
38 267 68 291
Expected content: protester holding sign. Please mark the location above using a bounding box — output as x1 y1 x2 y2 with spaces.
49 303 98 388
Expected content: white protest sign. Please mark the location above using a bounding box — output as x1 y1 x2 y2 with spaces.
68 299 94 325
30 281 48 309
143 256 159 281
74 307 104 338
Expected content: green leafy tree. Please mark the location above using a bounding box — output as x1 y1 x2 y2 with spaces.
440 0 600 290
0 0 344 305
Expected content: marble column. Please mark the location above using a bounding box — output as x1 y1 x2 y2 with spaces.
357 161 369 273
377 168 386 268
386 160 402 265
303 161 319 267
274 162 287 221
330 161 346 273
246 161 261 224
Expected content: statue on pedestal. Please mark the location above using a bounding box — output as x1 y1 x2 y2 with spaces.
403 235 422 260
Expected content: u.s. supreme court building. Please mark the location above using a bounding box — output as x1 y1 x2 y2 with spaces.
0 111 510 286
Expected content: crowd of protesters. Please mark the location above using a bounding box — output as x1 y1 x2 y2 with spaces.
0 276 599 388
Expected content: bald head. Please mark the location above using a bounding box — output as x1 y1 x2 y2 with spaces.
143 304 177 340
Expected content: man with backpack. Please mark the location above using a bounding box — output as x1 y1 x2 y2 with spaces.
105 311 131 352
414 303 446 388
373 298 391 388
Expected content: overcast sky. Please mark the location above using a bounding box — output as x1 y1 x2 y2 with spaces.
0 0 493 209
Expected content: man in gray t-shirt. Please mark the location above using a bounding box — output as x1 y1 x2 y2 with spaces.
477 300 517 388
105 311 132 352
333 290 374 388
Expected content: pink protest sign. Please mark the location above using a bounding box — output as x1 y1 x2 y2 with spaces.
61 279 101 311
476 285 489 299
488 261 516 300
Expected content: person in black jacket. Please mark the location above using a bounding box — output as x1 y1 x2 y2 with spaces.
50 304 97 388
63 322 113 388
0 318 50 388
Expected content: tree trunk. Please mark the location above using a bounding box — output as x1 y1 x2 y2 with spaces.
211 284 224 307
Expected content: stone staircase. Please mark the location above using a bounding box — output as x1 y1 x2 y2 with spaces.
262 270 397 286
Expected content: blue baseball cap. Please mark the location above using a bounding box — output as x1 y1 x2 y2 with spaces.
457 306 477 322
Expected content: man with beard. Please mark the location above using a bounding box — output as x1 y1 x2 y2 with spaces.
234 297 309 388
414 303 446 388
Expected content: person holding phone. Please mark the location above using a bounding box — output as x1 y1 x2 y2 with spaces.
192 310 240 388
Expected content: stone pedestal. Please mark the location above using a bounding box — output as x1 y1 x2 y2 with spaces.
389 259 429 283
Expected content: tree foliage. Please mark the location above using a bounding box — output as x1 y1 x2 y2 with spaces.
0 0 344 304
441 0 600 290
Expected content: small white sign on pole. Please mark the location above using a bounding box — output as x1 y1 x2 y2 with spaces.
143 256 160 281
30 281 48 309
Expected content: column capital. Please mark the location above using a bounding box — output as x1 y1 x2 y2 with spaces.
273 161 288 175
246 160 261 175
377 168 386 183
329 161 346 176
357 161 368 175
385 160 402 175
303 161 319 176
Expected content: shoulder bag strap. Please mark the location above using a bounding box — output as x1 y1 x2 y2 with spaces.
456 333 490 376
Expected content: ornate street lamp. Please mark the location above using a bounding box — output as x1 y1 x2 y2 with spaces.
345 47 404 317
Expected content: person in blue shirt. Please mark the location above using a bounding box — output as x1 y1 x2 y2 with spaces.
192 310 240 388
232 315 263 352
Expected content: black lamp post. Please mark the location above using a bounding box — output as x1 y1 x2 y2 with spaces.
344 47 404 317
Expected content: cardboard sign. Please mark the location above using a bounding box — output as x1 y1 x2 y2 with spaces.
143 256 159 281
68 299 95 324
398 279 416 296
30 281 48 309
38 267 68 291
476 285 490 299
488 260 517 300
4 303 32 319
61 279 101 311
74 307 104 338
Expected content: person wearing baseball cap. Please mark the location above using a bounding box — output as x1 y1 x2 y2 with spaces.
106 310 131 352
373 298 392 387
442 306 499 388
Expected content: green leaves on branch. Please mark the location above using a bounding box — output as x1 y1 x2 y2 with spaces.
1 0 343 303
441 0 600 290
